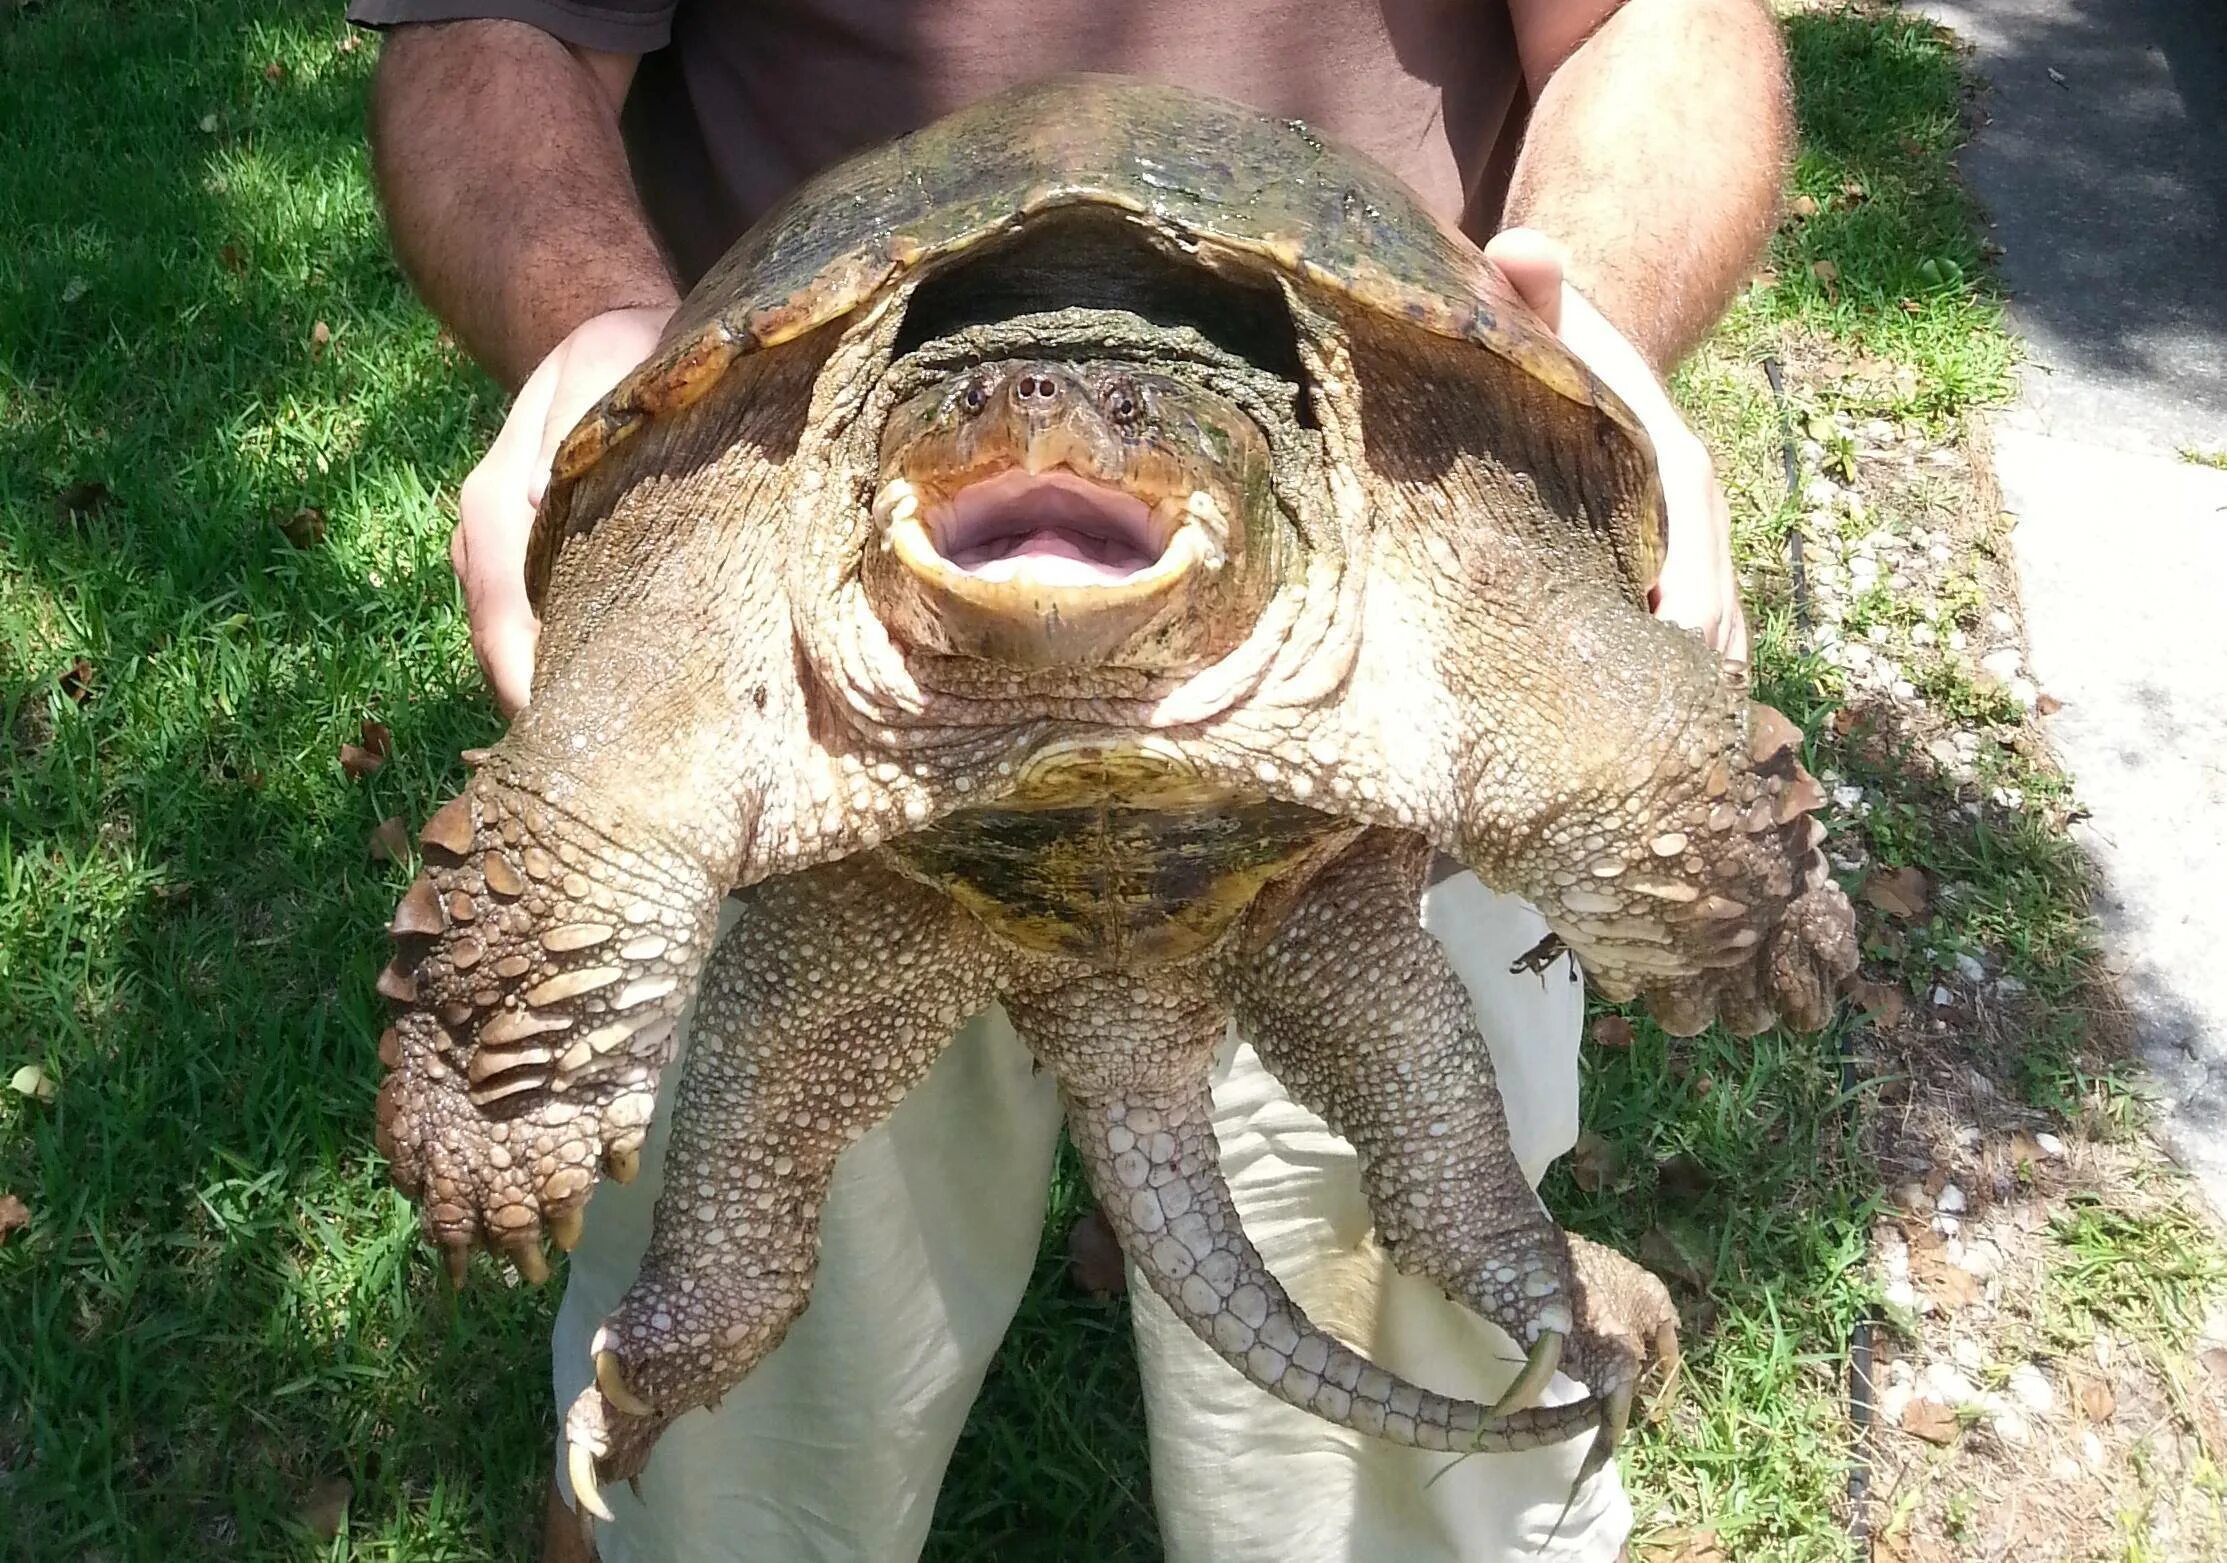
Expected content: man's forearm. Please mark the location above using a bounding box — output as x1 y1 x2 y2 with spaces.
367 20 679 390
1505 0 1791 370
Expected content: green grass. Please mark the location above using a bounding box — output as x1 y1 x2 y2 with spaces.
0 2 2059 1559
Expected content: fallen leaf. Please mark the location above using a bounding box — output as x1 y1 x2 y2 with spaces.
1691 1074 1714 1097
1897 296 1922 315
297 1474 350 1540
277 506 327 548
1589 1015 1635 1050
338 30 363 52
360 719 393 760
368 816 411 863
1643 1529 1726 1563
1752 266 1779 289
1809 258 1839 284
1838 179 1869 207
1655 1154 1712 1202
1638 1224 1713 1292
1788 193 1820 219
2071 1370 2115 1423
1065 1205 1127 1299
1863 866 1931 921
2035 693 2063 716
1901 1397 1961 1444
338 743 384 780
1571 1129 1621 1193
1898 135 1927 159
1849 978 1906 1027
310 320 332 353
8 1064 57 1103
219 241 248 274
0 1193 28 1243
262 60 287 83
58 656 97 704
54 479 111 525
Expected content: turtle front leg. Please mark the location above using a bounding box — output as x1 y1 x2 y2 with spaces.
1225 829 1676 1448
1468 678 1859 1038
1007 969 1602 1456
561 857 1005 1519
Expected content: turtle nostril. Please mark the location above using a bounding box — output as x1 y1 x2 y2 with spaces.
1012 372 1061 406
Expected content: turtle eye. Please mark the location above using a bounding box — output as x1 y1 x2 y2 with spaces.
959 375 993 415
1101 376 1143 427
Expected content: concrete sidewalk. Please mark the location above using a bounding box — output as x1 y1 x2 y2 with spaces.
1917 0 2227 1211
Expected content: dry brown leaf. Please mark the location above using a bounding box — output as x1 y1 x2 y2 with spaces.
1849 978 1906 1027
59 656 97 704
1065 1206 1127 1299
2200 1346 2227 1389
1644 1530 1726 1563
1898 135 1926 159
1789 193 1820 219
311 320 332 352
338 29 364 52
298 1474 351 1540
1590 1015 1635 1050
2035 692 2064 716
54 479 111 525
1863 866 1931 921
360 719 392 760
2071 1370 2116 1423
219 241 248 274
1901 1397 1962 1444
278 506 327 548
0 1193 28 1244
1639 1225 1714 1292
368 816 411 863
1809 257 1840 285
1571 1129 1621 1193
338 743 383 780
262 60 287 83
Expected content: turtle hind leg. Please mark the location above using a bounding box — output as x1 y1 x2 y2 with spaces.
562 858 1004 1520
1007 968 1600 1455
1225 829 1674 1439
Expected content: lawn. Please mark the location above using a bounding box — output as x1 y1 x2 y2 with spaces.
0 2 2106 1559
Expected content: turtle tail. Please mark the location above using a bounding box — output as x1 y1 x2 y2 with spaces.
1061 1080 1600 1454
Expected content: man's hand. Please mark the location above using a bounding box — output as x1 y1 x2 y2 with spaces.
1485 228 1749 665
454 304 677 713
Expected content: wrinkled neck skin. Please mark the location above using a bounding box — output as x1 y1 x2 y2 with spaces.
769 281 1394 865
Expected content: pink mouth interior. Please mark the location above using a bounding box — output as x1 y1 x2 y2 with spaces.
934 470 1165 586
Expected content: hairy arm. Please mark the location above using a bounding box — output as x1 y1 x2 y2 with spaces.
366 20 679 389
1504 0 1791 370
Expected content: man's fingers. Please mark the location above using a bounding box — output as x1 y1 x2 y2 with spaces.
1483 227 1571 332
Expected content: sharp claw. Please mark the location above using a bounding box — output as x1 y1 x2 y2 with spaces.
550 1205 586 1252
595 1346 656 1419
505 1237 550 1286
568 1434 614 1523
441 1240 471 1287
1576 1379 1634 1487
1652 1321 1684 1406
607 1145 640 1183
1489 1328 1564 1418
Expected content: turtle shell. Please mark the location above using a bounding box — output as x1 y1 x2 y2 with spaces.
532 74 1659 603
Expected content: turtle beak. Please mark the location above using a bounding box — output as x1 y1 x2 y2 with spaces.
872 469 1228 668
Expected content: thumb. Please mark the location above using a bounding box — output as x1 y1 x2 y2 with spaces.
1483 227 1570 334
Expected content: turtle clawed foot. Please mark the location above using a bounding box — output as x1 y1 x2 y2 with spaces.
562 1333 665 1525
1486 1326 1565 1418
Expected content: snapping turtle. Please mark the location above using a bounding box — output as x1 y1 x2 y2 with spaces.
371 76 1857 1514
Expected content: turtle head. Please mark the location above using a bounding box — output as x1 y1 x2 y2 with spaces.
867 358 1282 670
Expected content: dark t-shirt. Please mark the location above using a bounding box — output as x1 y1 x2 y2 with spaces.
347 0 1529 289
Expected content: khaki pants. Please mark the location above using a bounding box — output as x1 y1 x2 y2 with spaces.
552 871 1627 1561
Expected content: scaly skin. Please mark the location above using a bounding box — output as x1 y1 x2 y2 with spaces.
1227 829 1674 1415
565 862 1620 1515
376 168 1855 1517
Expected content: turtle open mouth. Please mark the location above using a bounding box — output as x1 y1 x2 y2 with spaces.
936 470 1170 585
